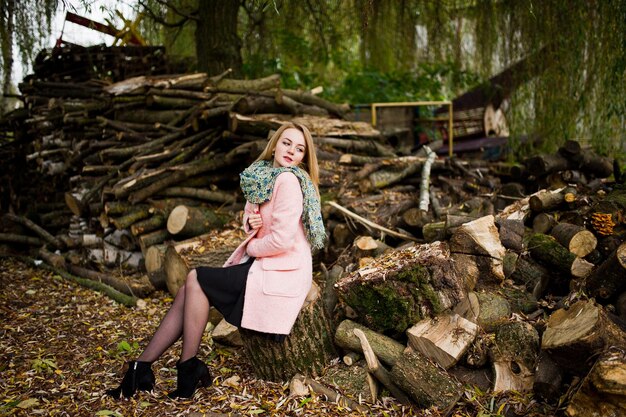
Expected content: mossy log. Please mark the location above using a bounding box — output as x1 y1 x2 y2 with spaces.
334 319 405 367
166 205 230 238
67 264 154 298
334 241 465 335
565 350 626 417
0 233 42 246
585 242 626 300
320 363 373 404
390 348 463 412
550 223 597 257
240 283 337 382
137 229 170 251
475 291 511 332
542 300 626 372
527 233 594 278
491 321 539 392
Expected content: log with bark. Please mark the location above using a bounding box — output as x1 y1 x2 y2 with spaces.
334 241 465 335
390 348 463 412
240 282 337 382
166 205 230 238
541 300 626 372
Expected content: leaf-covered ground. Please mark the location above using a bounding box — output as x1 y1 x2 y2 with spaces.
0 257 560 417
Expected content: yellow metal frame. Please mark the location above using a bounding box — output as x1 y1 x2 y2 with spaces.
371 101 454 157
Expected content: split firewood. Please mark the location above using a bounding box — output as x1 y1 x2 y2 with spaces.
211 319 243 347
491 321 539 392
353 328 411 404
496 218 525 252
542 300 626 372
550 223 597 257
406 313 479 369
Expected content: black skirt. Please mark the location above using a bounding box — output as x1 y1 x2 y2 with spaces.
195 257 287 343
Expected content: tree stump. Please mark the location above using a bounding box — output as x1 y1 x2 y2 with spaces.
239 282 337 382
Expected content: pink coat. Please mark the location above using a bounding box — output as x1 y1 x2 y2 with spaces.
223 172 313 334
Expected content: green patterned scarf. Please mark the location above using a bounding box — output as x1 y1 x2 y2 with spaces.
240 160 326 250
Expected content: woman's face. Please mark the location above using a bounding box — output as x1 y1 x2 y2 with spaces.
273 128 306 168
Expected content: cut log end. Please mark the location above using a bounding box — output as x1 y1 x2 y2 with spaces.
167 205 189 234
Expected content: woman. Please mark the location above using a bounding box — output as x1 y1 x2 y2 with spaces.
107 122 326 399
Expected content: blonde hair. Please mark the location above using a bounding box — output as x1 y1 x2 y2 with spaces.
255 122 320 194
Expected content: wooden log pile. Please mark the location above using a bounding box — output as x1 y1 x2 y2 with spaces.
1 46 626 414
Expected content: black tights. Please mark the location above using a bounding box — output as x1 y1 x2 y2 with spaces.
137 270 209 363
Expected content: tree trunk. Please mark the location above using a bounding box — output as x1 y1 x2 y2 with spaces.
196 1 242 77
240 283 337 382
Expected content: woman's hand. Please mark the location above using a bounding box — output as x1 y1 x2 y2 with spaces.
248 209 263 230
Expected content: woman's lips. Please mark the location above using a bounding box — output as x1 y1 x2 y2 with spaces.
284 156 292 163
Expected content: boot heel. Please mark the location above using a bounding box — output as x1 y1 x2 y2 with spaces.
199 372 211 388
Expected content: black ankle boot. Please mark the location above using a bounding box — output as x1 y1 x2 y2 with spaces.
106 361 155 399
167 356 211 399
